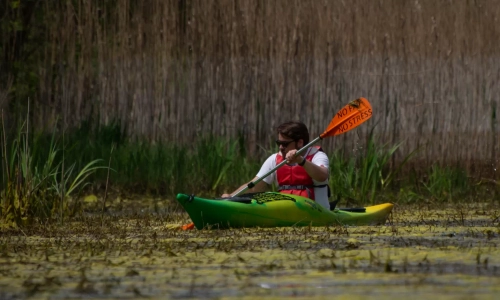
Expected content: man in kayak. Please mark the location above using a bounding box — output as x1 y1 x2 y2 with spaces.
222 121 330 209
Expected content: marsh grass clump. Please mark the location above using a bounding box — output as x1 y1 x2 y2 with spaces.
0 118 261 227
46 122 260 198
329 132 418 204
422 165 471 202
1 112 105 228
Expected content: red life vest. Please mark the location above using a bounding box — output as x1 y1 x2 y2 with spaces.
275 146 323 200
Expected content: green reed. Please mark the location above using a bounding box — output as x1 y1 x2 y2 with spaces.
1 120 495 228
0 117 104 227
328 132 417 204
422 165 471 202
30 122 261 198
325 132 485 205
108 137 258 197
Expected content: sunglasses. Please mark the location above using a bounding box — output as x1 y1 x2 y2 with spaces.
275 139 295 147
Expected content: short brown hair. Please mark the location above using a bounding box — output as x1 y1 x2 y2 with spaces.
277 121 309 144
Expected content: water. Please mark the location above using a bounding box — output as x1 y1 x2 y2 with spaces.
1 203 499 299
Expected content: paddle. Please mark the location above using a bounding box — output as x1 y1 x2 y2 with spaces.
231 97 373 197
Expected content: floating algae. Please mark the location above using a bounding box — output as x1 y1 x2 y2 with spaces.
0 203 499 299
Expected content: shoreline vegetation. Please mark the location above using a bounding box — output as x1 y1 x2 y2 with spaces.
2 1 498 228
2 1 499 177
1 122 498 228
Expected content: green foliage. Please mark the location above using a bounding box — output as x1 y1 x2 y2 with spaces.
329 132 416 204
108 136 259 198
2 118 494 228
193 137 238 192
396 187 425 204
422 165 470 202
1 120 106 227
38 121 260 198
51 159 105 198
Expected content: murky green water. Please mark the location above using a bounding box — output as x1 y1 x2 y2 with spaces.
1 203 499 299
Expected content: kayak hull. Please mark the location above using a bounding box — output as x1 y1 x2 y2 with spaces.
176 192 393 230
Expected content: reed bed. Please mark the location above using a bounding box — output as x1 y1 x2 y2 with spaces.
2 120 496 227
1 0 499 178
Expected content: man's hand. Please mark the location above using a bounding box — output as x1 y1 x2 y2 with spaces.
285 149 303 164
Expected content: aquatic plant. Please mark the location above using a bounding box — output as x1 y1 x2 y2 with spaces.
329 131 418 204
422 165 471 202
0 111 106 227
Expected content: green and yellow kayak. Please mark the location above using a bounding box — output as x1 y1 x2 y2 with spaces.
176 192 393 230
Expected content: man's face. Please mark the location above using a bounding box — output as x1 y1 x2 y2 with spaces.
276 134 303 157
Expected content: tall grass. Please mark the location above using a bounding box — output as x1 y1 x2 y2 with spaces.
107 138 253 197
2 119 496 228
422 165 470 202
329 132 416 204
327 132 482 205
3 1 499 177
16 122 262 198
0 116 105 227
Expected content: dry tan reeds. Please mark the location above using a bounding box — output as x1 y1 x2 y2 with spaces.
26 0 500 175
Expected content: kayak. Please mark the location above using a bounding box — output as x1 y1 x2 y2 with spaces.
176 192 393 230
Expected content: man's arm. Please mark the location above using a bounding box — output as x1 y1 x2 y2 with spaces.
285 150 329 182
301 160 328 182
221 177 270 197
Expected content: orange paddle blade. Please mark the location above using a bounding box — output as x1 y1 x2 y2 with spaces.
181 222 195 230
320 97 372 138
